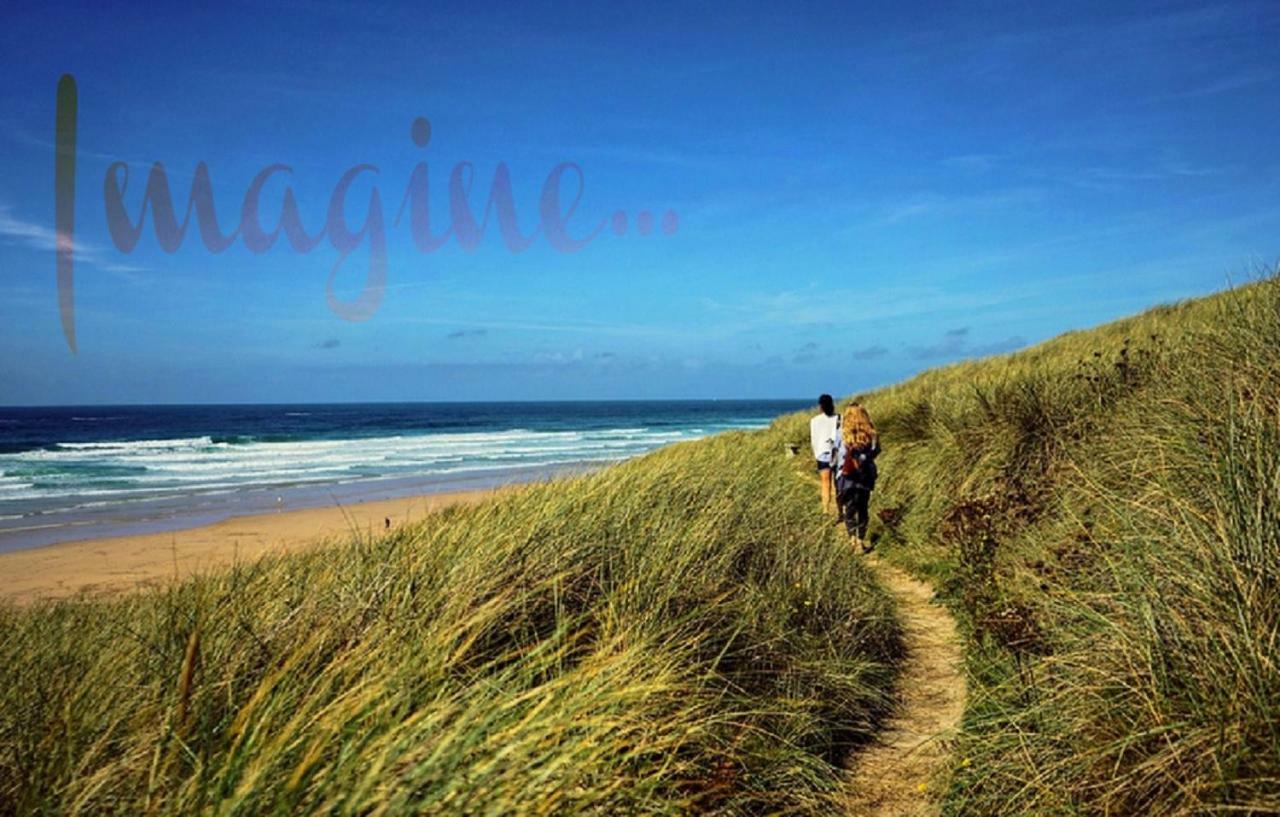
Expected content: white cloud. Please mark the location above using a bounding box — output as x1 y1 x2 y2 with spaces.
871 187 1044 226
0 204 148 282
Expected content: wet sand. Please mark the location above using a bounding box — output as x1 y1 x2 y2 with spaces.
0 489 490 604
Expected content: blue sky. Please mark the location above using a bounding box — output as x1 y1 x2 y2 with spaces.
1 0 1277 404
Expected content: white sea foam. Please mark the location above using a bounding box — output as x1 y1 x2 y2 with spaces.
0 421 761 518
53 436 217 451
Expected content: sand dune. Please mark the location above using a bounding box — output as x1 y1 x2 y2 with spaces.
0 490 488 604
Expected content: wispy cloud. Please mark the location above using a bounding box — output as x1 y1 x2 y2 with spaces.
939 153 1003 174
701 282 1038 330
881 3 1276 83
379 312 698 342
793 341 819 364
910 327 970 359
1162 68 1276 101
971 336 1027 356
0 204 148 282
531 348 586 365
909 327 1025 360
868 187 1043 226
1070 156 1228 186
853 344 888 360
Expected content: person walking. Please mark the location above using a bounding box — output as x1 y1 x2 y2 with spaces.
809 394 840 516
836 402 880 552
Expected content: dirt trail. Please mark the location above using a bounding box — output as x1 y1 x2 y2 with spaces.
844 554 967 817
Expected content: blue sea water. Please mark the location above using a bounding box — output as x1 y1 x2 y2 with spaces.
0 401 805 551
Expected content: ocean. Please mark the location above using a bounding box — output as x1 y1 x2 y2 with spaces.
0 400 805 552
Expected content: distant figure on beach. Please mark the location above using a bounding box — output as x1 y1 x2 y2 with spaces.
809 394 841 515
836 402 880 553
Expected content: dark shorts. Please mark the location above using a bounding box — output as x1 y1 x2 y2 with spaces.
815 459 831 473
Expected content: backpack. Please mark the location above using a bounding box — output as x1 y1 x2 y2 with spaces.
840 445 861 476
839 437 880 488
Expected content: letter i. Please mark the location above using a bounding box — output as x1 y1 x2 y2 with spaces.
55 74 78 353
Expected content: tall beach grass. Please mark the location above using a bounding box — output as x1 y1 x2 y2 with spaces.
0 424 901 814
841 273 1280 815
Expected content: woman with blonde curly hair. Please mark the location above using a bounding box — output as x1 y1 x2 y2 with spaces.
836 402 881 552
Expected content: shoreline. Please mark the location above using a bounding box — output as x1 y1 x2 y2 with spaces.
0 489 492 604
0 463 600 554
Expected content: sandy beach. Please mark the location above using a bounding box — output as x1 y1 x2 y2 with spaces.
0 489 490 604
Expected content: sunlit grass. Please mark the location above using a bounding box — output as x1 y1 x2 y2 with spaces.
0 426 901 814
833 272 1280 815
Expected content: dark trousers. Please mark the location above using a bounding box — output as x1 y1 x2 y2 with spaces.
840 487 870 538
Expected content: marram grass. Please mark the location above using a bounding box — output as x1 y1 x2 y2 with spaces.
839 273 1280 816
0 427 901 815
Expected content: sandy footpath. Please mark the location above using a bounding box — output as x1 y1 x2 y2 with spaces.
843 553 967 816
0 490 490 604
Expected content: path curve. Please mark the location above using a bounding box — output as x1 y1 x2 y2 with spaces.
844 554 966 817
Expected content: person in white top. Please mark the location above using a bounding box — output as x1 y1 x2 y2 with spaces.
809 394 840 515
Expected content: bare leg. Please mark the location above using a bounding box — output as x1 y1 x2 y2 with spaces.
820 469 833 514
